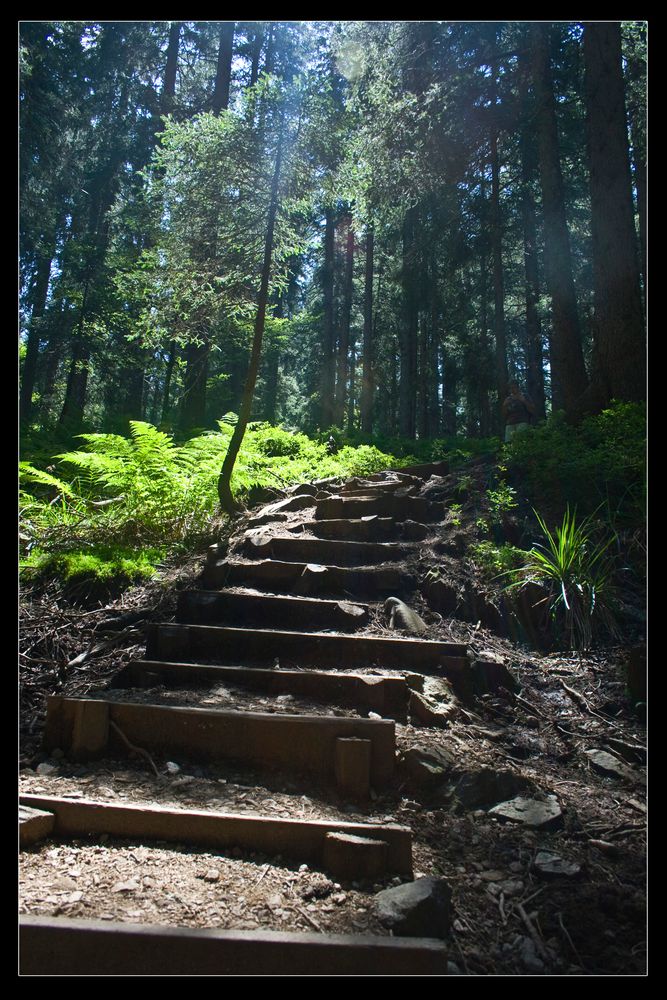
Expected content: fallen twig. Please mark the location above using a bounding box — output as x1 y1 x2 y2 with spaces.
109 720 160 777
517 902 551 964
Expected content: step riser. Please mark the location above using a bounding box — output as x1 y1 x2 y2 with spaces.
44 696 396 786
201 560 406 596
298 518 429 543
146 623 468 673
20 918 447 976
315 496 445 523
176 591 369 632
112 661 409 718
20 795 413 877
243 533 413 567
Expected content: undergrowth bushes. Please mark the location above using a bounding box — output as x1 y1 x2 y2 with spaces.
19 420 406 589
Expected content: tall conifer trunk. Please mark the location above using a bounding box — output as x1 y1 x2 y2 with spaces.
583 21 646 408
359 224 374 434
531 23 589 415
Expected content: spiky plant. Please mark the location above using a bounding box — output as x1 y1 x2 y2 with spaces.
506 506 618 650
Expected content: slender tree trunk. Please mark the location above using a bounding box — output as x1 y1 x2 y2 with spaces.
489 34 508 413
583 21 646 407
249 25 264 86
160 341 177 425
360 224 374 434
399 206 418 439
319 206 336 428
59 290 92 429
442 348 457 436
428 276 441 436
180 339 210 432
518 50 546 421
622 24 646 297
212 23 234 114
20 238 54 425
263 294 283 424
531 23 589 415
163 22 180 114
217 120 284 513
334 215 354 427
478 173 493 437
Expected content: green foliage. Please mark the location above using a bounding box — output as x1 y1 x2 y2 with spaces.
469 541 526 580
486 482 518 520
449 503 463 527
19 421 404 587
21 544 164 598
504 402 645 528
506 507 618 650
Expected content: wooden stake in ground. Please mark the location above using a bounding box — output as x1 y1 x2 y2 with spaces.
217 115 285 515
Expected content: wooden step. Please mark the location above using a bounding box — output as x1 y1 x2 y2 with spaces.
387 460 449 478
44 696 397 788
146 623 468 672
19 795 413 876
315 494 446 523
242 530 414 567
294 516 429 543
176 590 369 631
201 559 408 596
20 917 448 975
111 660 409 717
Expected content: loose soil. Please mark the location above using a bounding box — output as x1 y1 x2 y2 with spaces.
19 469 647 976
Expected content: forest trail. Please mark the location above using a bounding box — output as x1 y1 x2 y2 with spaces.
19 463 646 976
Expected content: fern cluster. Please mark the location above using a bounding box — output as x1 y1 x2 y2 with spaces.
20 420 404 587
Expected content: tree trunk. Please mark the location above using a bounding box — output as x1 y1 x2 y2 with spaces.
217 120 284 513
583 22 646 408
489 34 508 413
399 206 418 439
359 224 374 434
319 206 336 428
249 25 264 86
518 47 546 421
20 238 54 425
212 23 235 114
180 339 210 432
531 23 589 415
334 215 354 427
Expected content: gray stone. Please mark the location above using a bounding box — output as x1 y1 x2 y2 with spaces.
531 851 582 880
384 597 428 636
584 749 635 781
452 768 533 811
488 794 562 830
519 936 545 972
375 877 452 939
398 747 456 791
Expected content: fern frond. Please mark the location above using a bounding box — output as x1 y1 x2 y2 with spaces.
19 462 78 500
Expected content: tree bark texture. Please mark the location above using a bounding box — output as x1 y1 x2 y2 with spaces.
359 224 374 434
319 206 336 429
583 21 646 407
531 23 589 415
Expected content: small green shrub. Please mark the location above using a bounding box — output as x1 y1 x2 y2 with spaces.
449 502 463 527
486 482 518 520
469 541 527 580
506 506 618 650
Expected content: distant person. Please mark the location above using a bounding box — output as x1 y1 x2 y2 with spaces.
502 381 535 443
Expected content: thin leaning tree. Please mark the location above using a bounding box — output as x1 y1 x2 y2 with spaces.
217 112 286 514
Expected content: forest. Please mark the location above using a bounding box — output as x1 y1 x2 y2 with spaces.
19 19 646 583
19 21 646 977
